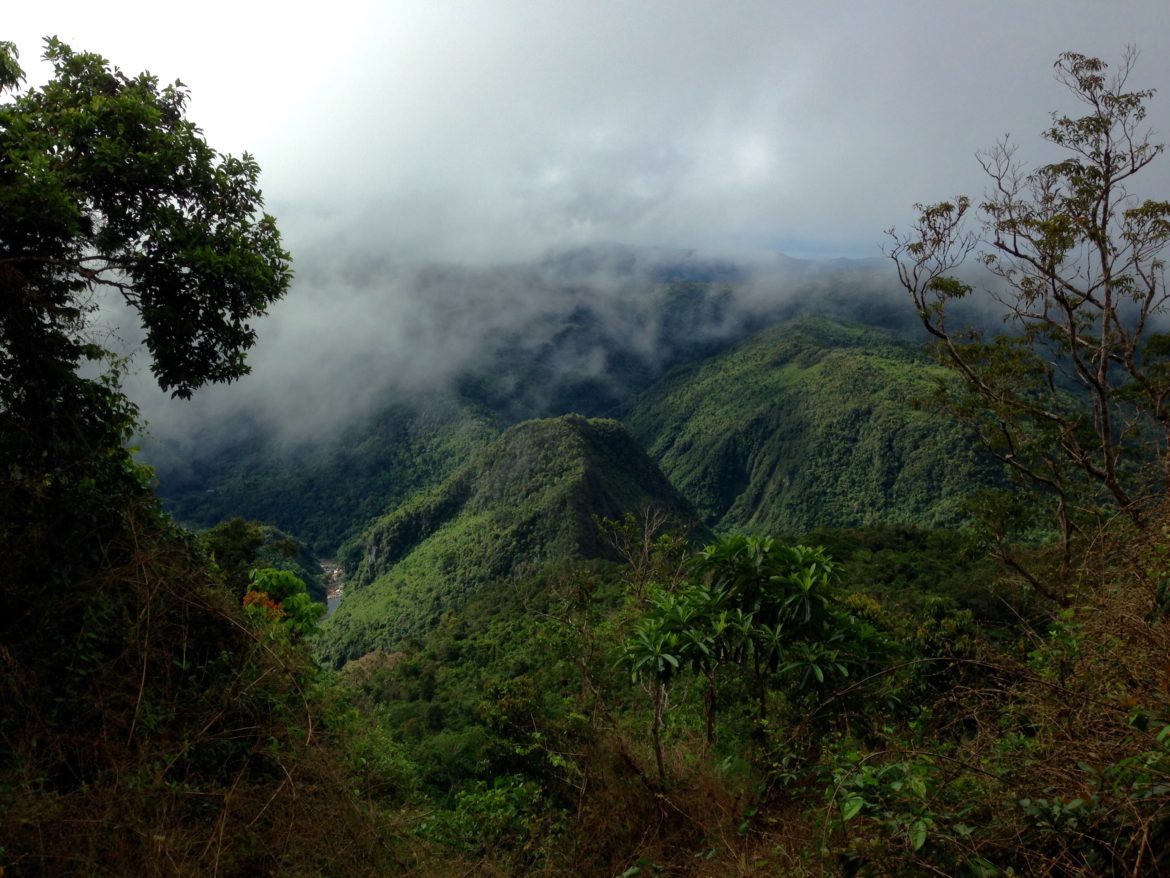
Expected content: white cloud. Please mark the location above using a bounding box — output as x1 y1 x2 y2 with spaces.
10 0 1168 261
10 0 1170 439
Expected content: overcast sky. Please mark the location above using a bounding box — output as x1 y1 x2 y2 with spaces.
10 0 1170 262
8 1 1170 446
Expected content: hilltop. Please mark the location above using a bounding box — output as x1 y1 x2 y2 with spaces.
318 414 699 664
625 316 999 533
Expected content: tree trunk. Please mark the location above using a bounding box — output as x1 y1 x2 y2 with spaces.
704 670 717 750
753 652 768 731
651 682 666 783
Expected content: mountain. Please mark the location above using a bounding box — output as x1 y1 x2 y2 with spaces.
317 414 699 665
142 252 915 554
142 273 756 553
623 316 1002 533
147 397 499 555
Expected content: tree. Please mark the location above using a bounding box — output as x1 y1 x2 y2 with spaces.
0 43 411 875
887 50 1170 595
0 33 293 785
0 37 291 588
246 567 325 639
692 536 857 727
0 37 291 401
623 535 885 772
623 612 683 782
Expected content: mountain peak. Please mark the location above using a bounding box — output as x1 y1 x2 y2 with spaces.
318 415 697 664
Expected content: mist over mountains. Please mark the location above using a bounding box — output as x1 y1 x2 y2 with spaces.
133 245 904 462
133 242 1006 564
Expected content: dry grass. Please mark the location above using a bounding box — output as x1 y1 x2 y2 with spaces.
0 499 410 876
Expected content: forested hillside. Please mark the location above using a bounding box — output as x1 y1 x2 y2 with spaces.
7 33 1170 878
625 316 1000 532
319 414 700 664
144 255 914 556
149 307 996 561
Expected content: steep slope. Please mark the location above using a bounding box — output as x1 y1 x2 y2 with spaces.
318 415 699 664
143 273 750 554
623 317 1002 533
143 251 916 553
148 397 499 554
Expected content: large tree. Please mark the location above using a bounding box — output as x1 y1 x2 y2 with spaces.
0 43 388 874
0 32 294 767
887 50 1170 594
0 37 291 580
0 37 290 400
0 28 293 654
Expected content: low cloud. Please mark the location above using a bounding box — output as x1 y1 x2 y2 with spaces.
120 246 904 458
17 0 1169 459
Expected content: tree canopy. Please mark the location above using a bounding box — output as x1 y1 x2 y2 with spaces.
887 50 1170 592
0 37 291 403
0 42 414 875
0 37 292 589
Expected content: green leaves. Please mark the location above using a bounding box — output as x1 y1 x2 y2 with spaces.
245 567 325 638
889 50 1170 590
623 620 683 684
840 795 865 821
0 41 22 91
623 534 892 756
1 37 291 401
692 535 865 685
831 756 938 859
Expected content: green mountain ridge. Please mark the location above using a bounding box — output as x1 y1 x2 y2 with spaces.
146 268 913 556
318 414 699 665
624 316 1002 533
150 397 499 554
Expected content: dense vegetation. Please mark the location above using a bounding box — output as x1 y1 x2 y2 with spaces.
154 397 500 554
624 316 1001 532
6 39 1170 878
320 414 701 665
328 510 1170 876
0 40 407 875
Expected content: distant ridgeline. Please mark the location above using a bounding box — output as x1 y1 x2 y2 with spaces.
143 275 1004 666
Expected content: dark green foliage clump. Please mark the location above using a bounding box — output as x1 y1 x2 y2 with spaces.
202 516 329 602
802 524 1015 621
0 481 412 875
152 398 500 555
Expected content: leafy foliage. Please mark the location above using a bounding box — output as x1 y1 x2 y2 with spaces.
888 49 1170 593
0 39 410 876
202 515 328 601
1 35 291 634
246 567 325 638
0 37 290 400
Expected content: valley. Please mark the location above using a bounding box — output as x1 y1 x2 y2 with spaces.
147 293 1005 667
8 28 1170 873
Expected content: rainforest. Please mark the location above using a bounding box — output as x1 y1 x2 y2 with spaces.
3 30 1170 878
